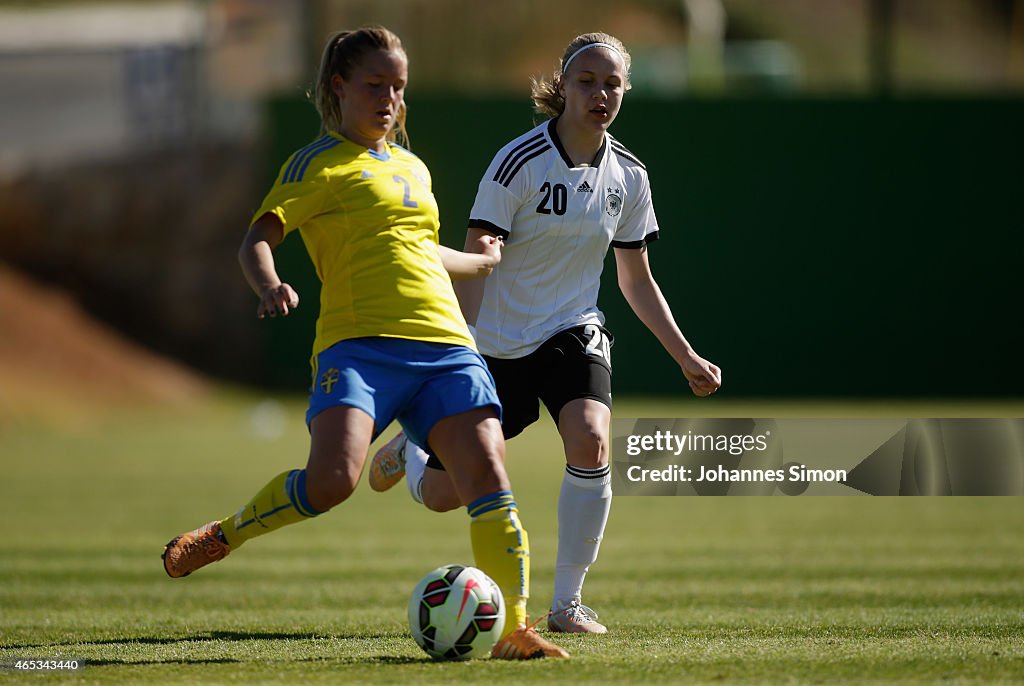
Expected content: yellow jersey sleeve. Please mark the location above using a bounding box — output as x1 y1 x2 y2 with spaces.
251 136 336 233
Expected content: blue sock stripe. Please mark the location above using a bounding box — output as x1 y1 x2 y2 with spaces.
467 490 511 513
258 503 293 520
471 498 518 518
467 490 516 518
237 502 293 532
287 469 321 517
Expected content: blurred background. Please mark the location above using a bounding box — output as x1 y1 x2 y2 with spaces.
1 0 1022 425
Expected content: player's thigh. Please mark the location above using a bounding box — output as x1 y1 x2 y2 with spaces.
535 325 613 468
427 408 509 505
537 325 613 421
483 354 543 440
306 405 376 508
400 346 508 503
400 346 500 448
305 337 415 435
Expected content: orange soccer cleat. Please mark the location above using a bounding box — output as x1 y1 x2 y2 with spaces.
491 616 570 660
162 521 231 578
368 431 408 492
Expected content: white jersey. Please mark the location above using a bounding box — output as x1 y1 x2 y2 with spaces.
469 118 660 359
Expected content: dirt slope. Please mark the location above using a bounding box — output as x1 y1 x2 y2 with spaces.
0 265 208 425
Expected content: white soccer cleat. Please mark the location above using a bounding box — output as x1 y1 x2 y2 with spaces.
547 600 607 634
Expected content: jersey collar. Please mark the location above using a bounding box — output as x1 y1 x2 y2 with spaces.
547 118 607 169
328 130 392 161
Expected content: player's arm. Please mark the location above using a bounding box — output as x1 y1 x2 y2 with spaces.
614 245 721 397
437 233 502 281
239 212 300 319
451 227 502 325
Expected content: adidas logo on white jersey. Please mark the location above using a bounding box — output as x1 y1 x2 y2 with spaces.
576 181 593 193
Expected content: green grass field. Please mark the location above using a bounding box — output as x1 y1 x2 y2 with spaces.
2 394 1023 684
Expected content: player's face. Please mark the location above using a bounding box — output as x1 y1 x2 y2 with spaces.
332 49 407 149
559 47 626 133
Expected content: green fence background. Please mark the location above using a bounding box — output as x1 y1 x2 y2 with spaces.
259 96 1023 397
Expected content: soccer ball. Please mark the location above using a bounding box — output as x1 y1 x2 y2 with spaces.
408 564 505 660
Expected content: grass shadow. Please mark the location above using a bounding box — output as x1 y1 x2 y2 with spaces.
4 631 427 668
70 656 426 668
3 629 400 651
86 658 242 666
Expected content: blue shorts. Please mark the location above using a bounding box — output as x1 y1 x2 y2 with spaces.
306 337 501 449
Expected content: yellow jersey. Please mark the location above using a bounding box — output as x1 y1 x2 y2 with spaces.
252 132 475 362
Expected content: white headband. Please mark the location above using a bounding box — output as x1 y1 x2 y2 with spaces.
561 42 622 74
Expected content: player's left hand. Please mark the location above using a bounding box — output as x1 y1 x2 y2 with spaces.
680 353 721 397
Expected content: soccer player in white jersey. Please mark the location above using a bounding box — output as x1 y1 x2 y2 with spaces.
370 32 722 634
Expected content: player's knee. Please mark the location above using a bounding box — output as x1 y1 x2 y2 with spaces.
563 423 608 469
421 467 464 512
304 468 359 512
422 487 461 512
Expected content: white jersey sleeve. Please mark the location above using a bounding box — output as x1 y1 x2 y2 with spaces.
610 163 660 248
468 129 550 237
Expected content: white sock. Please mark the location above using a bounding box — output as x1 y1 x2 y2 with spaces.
405 437 429 504
552 464 612 610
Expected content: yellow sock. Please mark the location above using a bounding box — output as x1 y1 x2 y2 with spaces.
219 469 321 549
468 490 529 637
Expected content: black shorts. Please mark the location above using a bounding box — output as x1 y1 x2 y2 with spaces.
425 324 613 469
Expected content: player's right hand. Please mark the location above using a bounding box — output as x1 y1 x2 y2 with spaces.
473 234 503 274
258 283 299 319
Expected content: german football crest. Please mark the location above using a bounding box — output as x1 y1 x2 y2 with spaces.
605 189 622 217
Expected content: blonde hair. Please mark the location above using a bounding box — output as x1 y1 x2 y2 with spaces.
531 32 632 119
312 26 410 147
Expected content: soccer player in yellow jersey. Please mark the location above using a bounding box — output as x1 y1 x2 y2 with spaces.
161 26 567 660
